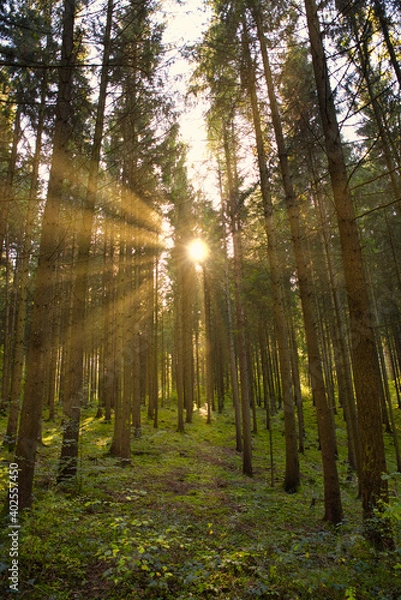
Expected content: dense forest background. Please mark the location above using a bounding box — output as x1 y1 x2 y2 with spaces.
0 0 401 597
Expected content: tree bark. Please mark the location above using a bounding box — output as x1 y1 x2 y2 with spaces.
220 188 242 451
248 9 342 519
5 72 47 449
223 123 253 477
15 0 77 509
58 0 114 479
241 20 301 492
305 0 391 546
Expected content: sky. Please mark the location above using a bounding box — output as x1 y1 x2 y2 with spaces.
160 0 219 202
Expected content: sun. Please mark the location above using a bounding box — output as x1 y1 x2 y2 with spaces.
187 238 209 263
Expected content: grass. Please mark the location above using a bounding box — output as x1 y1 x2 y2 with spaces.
0 400 401 599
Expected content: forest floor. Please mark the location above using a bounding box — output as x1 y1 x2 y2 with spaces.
0 400 401 599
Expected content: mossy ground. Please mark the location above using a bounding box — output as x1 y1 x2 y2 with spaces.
1 400 400 599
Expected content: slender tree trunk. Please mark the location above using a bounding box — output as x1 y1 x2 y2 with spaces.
262 197 300 492
314 187 360 473
372 0 401 89
248 10 342 519
174 269 185 433
0 104 21 261
241 21 301 491
110 218 130 459
1 240 13 413
349 13 401 199
15 0 76 509
369 281 401 473
1 106 22 410
232 222 253 476
220 188 242 451
121 269 133 461
4 77 46 448
150 257 159 428
305 0 391 546
288 317 305 454
183 261 195 423
173 179 195 430
100 226 115 423
203 266 213 424
213 294 226 415
223 125 253 477
58 0 113 480
132 250 142 438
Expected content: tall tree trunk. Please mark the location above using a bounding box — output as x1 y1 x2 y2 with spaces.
1 238 14 413
15 0 77 509
173 199 195 429
220 184 242 451
288 316 305 454
58 0 114 480
99 224 115 423
226 280 242 451
248 10 342 520
1 106 22 408
183 260 195 423
110 216 131 460
0 104 21 260
232 222 253 477
4 71 47 449
313 186 360 472
305 0 391 547
372 0 401 89
203 265 214 424
349 12 401 199
174 266 185 433
148 257 159 428
153 260 160 427
132 250 142 438
241 21 301 492
223 124 253 477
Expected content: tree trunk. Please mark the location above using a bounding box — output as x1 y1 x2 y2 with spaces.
58 0 113 480
232 223 253 477
288 316 305 454
223 124 253 477
5 77 46 449
174 269 185 433
372 0 401 88
349 12 401 200
305 0 391 547
15 0 76 509
314 187 360 473
248 10 342 519
221 191 242 451
203 266 214 424
241 21 301 491
0 104 21 261
1 106 22 410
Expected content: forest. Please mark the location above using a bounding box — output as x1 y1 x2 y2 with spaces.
0 0 401 597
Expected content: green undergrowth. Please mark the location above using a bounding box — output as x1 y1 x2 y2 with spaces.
0 402 401 599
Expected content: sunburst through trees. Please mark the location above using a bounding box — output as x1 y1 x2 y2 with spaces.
0 0 400 555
